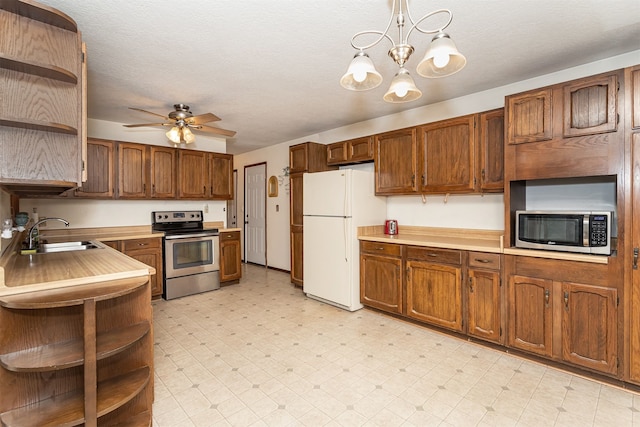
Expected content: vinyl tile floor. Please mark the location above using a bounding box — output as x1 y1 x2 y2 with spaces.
152 264 640 426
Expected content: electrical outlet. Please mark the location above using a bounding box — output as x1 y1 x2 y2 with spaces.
204 204 209 213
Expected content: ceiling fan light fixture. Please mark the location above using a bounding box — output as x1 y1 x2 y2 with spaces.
166 126 181 144
182 127 195 144
416 32 466 78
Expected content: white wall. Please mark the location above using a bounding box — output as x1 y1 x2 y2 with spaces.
18 118 229 230
234 50 640 270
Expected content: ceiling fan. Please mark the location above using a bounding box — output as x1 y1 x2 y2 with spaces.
124 104 236 145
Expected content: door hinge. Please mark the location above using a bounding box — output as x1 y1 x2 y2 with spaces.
617 296 620 307
499 277 502 287
617 113 620 124
82 160 85 171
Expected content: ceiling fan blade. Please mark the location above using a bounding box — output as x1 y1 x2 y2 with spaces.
188 112 221 125
197 124 237 137
128 107 169 120
123 123 168 128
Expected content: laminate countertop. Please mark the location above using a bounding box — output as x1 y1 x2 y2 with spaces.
358 226 504 253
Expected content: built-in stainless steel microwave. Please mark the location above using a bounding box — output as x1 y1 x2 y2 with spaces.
515 211 612 255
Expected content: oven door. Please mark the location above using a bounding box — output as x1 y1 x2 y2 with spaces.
164 233 220 279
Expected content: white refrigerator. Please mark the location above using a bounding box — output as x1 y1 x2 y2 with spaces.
303 169 387 311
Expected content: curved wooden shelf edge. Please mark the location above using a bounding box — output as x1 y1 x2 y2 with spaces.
0 117 77 135
100 410 151 427
0 52 78 83
0 276 149 309
0 366 150 426
0 0 77 32
0 320 151 372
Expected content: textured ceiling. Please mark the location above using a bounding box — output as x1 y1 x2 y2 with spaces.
35 0 640 154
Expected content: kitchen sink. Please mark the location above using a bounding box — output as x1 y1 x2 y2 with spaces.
33 241 101 254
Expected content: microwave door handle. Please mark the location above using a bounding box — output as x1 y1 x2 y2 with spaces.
583 215 590 246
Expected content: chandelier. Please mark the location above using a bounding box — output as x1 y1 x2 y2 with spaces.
340 1 466 103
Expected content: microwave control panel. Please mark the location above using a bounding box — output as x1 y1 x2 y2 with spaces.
589 215 608 247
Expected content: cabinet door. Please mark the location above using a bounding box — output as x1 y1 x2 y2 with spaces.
406 260 463 331
127 251 162 297
631 132 640 382
468 268 501 343
348 136 374 163
562 282 617 375
123 238 163 298
632 67 640 130
289 144 309 174
290 226 303 286
209 153 233 200
419 115 476 193
563 73 618 138
508 275 552 357
374 128 418 194
150 146 176 199
479 109 504 192
75 139 114 198
289 173 304 227
327 142 347 165
117 142 148 199
220 232 242 283
177 150 208 199
360 254 403 314
506 88 553 144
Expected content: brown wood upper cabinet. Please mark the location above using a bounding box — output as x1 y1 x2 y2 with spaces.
150 146 177 199
418 115 477 193
178 150 208 199
563 73 618 138
117 142 148 198
374 111 502 195
506 88 553 144
375 127 419 195
209 152 234 200
74 138 114 198
327 136 374 166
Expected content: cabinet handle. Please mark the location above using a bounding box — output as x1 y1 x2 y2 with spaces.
376 247 384 251
474 258 490 264
544 289 550 308
411 175 415 186
564 291 569 310
469 276 474 293
634 248 638 270
428 253 438 257
421 174 425 186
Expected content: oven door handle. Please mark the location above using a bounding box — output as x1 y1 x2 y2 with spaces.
165 232 219 240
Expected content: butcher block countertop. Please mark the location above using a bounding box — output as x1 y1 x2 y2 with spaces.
358 225 504 253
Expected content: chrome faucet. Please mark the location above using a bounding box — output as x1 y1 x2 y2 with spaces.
28 218 70 249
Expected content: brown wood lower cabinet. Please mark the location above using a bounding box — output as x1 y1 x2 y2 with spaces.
220 230 242 284
104 238 163 298
0 276 153 426
359 241 403 314
467 252 502 343
505 255 618 376
406 247 463 332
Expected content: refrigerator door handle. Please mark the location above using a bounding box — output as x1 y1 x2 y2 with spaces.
343 216 348 262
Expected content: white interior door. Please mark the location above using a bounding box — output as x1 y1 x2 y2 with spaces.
245 163 266 265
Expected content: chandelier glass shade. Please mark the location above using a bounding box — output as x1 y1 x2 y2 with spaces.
340 1 466 103
166 124 195 145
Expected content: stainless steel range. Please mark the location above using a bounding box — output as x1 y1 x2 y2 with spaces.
152 210 220 300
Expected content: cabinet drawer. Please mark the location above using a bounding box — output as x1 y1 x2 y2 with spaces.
220 231 240 242
406 246 461 265
122 238 161 252
468 252 501 270
360 241 402 257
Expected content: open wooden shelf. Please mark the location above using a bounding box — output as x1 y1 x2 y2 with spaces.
0 52 78 83
0 117 77 135
0 0 77 32
0 321 150 372
0 366 150 427
0 277 149 309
